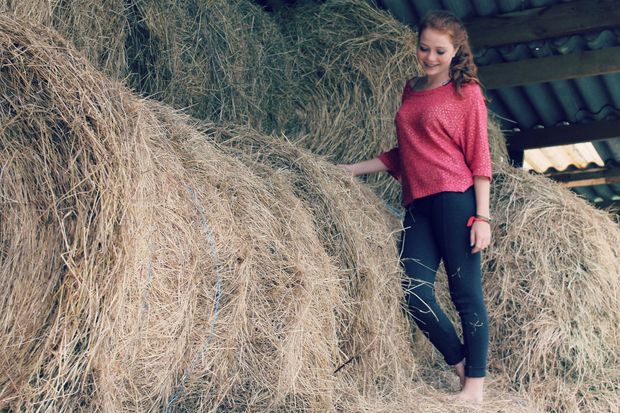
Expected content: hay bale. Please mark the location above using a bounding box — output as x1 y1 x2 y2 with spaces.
0 13 417 411
278 0 419 205
484 164 620 412
4 2 618 411
126 0 297 132
0 0 296 133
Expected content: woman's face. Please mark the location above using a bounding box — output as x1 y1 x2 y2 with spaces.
417 28 457 79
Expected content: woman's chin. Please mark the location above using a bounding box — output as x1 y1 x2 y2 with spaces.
424 69 448 79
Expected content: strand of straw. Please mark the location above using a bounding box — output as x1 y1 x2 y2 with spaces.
164 187 223 412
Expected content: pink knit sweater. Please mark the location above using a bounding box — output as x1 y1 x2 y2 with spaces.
378 79 492 206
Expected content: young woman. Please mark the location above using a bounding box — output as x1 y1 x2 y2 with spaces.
339 10 492 403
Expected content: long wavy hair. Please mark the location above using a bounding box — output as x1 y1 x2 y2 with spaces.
418 10 481 96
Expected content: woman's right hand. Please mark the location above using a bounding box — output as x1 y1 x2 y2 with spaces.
336 158 388 177
337 164 356 174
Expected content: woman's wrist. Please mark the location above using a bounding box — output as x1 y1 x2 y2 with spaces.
475 213 492 222
467 216 489 227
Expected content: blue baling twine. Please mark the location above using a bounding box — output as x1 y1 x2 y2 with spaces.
144 262 155 309
164 187 223 412
383 201 404 220
136 259 155 339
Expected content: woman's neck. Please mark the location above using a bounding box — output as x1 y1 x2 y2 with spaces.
425 74 451 89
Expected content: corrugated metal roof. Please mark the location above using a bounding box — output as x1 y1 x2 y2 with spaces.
376 0 620 211
379 0 583 23
389 0 620 20
523 143 604 172
478 29 620 128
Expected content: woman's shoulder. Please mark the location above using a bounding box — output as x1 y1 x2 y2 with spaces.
459 80 484 96
452 81 484 106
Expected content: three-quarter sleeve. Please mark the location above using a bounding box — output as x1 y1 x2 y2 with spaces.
461 85 492 181
378 147 402 181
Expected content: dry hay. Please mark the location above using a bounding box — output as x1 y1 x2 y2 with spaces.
0 0 128 77
2 1 620 412
123 0 297 133
0 0 509 208
278 0 419 206
484 164 620 412
0 11 542 413
0 0 295 133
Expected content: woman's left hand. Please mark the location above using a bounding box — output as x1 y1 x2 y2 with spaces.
470 220 491 254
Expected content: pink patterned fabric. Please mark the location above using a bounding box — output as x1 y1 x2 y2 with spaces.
378 79 492 206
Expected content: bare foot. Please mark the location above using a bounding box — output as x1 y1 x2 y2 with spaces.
454 377 484 403
453 360 466 389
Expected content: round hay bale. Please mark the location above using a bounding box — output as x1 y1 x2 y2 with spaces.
0 13 417 411
126 0 297 133
279 0 419 206
0 0 296 133
485 164 620 412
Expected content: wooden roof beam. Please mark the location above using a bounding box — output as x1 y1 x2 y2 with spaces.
467 0 620 49
547 164 620 187
506 119 620 151
479 46 620 90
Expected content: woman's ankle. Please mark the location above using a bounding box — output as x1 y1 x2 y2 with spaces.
452 360 466 389
459 376 484 402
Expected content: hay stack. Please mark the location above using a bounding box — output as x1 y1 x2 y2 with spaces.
3 1 619 411
0 11 540 413
0 13 420 411
0 0 295 133
484 164 620 412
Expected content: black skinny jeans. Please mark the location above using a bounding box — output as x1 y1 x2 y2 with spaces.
400 186 488 378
